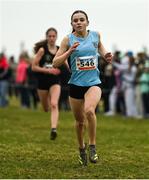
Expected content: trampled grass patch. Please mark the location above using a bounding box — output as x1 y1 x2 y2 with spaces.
0 105 149 178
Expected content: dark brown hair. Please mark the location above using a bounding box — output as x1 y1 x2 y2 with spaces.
34 27 57 53
46 27 57 36
71 10 89 32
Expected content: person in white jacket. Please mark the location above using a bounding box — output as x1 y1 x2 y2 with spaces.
113 52 139 118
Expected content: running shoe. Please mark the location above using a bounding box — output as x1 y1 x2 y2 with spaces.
78 145 87 166
88 145 99 163
50 130 57 140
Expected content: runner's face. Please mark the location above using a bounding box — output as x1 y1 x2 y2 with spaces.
71 13 88 33
46 30 57 45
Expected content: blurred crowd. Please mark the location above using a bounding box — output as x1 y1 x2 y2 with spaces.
0 50 149 119
0 51 70 111
100 50 149 119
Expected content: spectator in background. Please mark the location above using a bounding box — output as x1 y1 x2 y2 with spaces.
136 52 146 65
102 63 115 114
8 56 17 98
15 52 30 108
27 63 39 109
113 52 125 115
113 51 139 118
139 60 149 118
0 53 10 107
135 61 144 118
59 62 71 111
104 51 125 116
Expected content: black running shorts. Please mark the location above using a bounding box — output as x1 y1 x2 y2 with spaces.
69 84 102 99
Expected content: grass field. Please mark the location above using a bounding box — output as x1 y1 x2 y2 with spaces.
0 99 149 179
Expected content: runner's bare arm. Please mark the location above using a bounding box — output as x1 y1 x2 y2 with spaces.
32 48 48 73
53 36 80 68
98 32 113 63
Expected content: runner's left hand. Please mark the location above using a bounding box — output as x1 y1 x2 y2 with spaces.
104 52 113 63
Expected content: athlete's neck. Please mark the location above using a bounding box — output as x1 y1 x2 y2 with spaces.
74 30 89 38
47 43 56 50
47 43 57 54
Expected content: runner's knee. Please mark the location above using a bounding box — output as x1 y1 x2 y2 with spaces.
50 101 58 110
84 107 95 120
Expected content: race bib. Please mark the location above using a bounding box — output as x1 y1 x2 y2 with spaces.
76 56 97 70
43 62 53 68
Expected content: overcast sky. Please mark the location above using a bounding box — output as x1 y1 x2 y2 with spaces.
1 0 149 59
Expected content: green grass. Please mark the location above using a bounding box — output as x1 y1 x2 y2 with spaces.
0 99 149 178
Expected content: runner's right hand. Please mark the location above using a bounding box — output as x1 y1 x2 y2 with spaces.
69 42 80 52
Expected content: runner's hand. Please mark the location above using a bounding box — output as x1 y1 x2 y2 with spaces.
104 52 113 63
47 68 61 75
69 42 80 52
